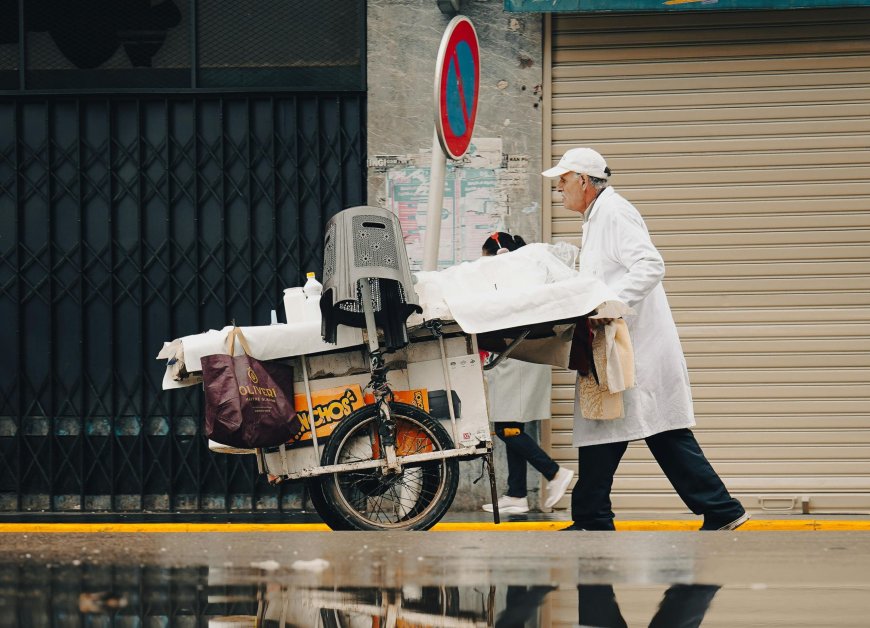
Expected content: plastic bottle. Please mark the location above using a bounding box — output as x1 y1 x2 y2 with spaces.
302 272 323 298
301 272 323 322
282 287 305 324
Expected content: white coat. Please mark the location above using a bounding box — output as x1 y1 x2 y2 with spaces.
485 357 552 423
573 186 695 446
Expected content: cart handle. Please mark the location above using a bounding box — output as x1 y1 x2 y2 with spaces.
482 328 531 371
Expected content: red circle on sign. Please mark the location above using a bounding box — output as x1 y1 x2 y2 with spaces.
434 17 480 160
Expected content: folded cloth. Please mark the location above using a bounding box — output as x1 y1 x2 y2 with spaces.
577 319 635 420
604 319 635 393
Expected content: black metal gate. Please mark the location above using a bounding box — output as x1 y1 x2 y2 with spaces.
0 93 366 511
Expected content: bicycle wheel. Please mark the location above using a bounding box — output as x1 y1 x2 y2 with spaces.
306 476 353 531
319 402 459 531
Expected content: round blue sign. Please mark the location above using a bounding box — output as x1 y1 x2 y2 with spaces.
435 17 480 160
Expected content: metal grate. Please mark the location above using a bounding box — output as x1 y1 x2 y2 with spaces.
0 0 365 92
0 93 366 511
23 0 190 90
198 0 365 90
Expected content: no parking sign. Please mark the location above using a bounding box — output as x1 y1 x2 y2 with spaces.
434 16 480 160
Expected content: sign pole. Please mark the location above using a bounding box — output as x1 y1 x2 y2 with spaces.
422 129 447 272
422 16 479 272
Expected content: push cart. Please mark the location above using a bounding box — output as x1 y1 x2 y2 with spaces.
158 206 628 531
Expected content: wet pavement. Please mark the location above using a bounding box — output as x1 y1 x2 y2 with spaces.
2 530 870 626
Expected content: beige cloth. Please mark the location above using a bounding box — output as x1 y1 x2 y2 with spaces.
578 319 635 420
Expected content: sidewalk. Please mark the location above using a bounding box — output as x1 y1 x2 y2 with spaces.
1 510 869 532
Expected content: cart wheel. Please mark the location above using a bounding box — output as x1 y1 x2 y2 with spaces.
306 477 353 531
320 402 459 531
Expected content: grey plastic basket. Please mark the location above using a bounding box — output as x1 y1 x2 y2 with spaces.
320 206 422 351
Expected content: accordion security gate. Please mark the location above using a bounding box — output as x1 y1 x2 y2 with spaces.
0 94 366 511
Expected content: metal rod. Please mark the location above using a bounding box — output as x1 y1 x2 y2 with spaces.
482 328 531 371
437 335 461 447
265 445 490 481
278 444 290 477
301 355 320 462
422 128 446 271
17 0 24 90
359 279 380 353
47 102 55 511
486 450 500 524
189 0 197 88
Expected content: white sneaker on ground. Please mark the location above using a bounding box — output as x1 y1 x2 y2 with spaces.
482 495 529 514
544 466 575 509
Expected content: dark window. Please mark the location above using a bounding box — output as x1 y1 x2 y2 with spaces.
0 0 365 93
23 0 190 90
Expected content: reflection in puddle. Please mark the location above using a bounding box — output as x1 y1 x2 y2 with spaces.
578 583 720 628
2 562 869 626
246 583 493 627
2 564 502 627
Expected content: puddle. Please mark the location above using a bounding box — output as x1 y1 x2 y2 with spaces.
2 562 869 626
2 531 869 625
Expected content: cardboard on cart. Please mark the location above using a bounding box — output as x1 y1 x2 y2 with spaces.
258 334 489 480
283 383 430 451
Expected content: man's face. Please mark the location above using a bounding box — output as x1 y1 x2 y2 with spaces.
557 172 588 214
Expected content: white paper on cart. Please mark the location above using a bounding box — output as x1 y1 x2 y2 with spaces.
159 321 364 389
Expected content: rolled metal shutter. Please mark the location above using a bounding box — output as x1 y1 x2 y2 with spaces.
545 8 870 513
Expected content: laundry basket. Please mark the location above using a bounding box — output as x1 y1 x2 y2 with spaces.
320 206 421 351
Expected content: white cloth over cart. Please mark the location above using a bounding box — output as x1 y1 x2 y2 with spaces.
156 243 630 475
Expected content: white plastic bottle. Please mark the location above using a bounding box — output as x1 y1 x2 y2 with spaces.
301 272 323 322
302 271 323 298
282 287 304 324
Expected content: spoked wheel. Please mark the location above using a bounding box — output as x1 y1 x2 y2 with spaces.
319 402 459 531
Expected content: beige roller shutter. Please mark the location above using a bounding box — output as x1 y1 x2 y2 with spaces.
544 8 870 514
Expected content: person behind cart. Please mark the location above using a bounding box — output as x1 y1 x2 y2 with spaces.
542 148 749 531
480 232 575 514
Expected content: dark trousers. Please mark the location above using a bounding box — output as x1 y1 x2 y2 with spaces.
495 422 560 498
570 428 744 530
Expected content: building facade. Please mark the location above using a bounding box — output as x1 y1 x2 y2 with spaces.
529 4 870 514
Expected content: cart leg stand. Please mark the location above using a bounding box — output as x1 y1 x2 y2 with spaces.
486 449 500 524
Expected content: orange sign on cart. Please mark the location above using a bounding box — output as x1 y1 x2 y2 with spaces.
286 385 430 449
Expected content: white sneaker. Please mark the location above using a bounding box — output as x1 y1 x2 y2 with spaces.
544 466 575 509
482 495 529 514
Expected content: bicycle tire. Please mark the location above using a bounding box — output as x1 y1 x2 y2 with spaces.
306 476 353 531
319 402 459 531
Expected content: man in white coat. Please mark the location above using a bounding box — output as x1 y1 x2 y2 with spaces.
542 147 749 531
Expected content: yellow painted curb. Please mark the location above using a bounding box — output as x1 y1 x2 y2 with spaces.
0 520 869 533
434 520 870 532
0 523 331 533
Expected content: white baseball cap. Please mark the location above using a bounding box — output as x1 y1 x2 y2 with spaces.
541 147 610 179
